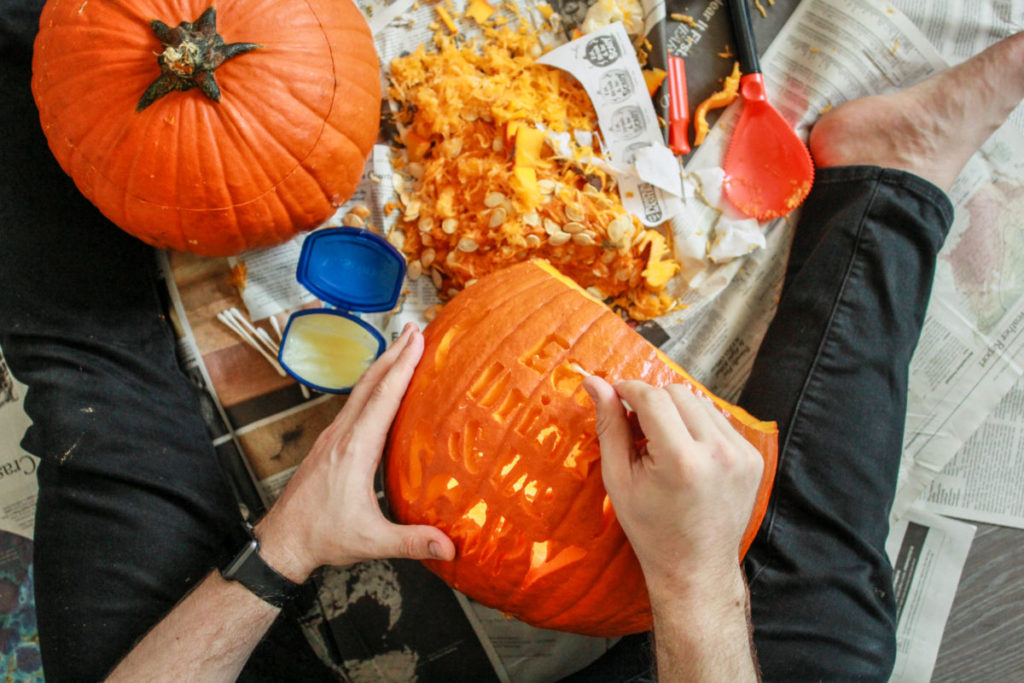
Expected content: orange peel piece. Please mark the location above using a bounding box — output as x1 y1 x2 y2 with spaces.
693 61 742 146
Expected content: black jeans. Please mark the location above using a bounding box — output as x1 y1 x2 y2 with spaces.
0 47 335 682
568 167 953 682
2 8 952 680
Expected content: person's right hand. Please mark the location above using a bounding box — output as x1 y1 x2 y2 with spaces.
583 377 763 598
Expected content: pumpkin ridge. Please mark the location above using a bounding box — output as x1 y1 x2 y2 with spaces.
527 529 638 633
499 292 616 522
394 270 563 506
419 274 570 493
562 533 648 634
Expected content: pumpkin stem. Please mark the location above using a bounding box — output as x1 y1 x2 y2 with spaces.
137 7 259 112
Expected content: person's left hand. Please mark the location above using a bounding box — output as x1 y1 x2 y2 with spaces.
254 323 455 582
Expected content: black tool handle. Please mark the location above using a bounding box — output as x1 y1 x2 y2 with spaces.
728 0 761 75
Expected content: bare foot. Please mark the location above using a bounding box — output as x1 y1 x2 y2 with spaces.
809 31 1024 191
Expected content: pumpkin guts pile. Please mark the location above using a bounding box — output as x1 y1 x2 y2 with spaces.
386 9 682 321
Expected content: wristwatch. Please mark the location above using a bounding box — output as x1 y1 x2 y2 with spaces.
219 521 302 608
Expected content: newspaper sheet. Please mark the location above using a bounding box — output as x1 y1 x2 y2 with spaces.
886 506 976 683
0 347 38 540
919 378 1024 529
884 0 1024 528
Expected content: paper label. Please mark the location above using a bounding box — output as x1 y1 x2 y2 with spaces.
537 23 679 226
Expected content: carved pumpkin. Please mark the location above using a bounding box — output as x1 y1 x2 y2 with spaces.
31 0 380 256
386 260 778 637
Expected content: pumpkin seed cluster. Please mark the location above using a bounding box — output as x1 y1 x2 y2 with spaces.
387 17 681 321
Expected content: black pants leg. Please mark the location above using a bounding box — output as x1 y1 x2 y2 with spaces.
0 48 336 681
739 166 953 682
566 166 953 682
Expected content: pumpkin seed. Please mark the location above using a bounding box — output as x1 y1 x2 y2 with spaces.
548 232 571 246
403 199 421 221
587 286 606 299
537 179 556 195
523 211 540 227
431 268 443 289
466 278 478 287
420 248 436 267
484 192 507 208
543 218 562 236
572 232 596 246
565 204 585 222
491 138 504 152
421 233 434 246
407 260 423 280
424 304 442 321
525 234 541 247
488 207 507 228
607 214 630 243
615 268 632 281
458 237 480 252
563 221 585 234
392 174 406 194
341 212 365 228
349 205 371 219
444 137 463 158
388 229 406 250
417 216 435 232
441 218 458 234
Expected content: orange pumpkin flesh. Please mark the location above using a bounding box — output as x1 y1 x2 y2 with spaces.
31 0 380 256
386 260 778 637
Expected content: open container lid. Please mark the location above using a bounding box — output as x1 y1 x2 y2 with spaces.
296 227 405 311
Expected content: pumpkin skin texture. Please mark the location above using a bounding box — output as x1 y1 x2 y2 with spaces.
386 260 778 637
31 0 380 256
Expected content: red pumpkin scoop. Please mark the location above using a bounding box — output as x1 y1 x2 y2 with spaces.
386 260 777 636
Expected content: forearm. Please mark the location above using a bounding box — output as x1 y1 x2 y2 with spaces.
648 569 760 683
105 571 280 683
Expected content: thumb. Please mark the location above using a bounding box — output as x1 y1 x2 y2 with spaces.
381 524 456 562
583 376 633 487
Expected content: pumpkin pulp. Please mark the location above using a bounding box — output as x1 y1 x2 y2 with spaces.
137 7 259 111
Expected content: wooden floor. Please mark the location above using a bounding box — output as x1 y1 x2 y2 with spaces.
932 523 1024 680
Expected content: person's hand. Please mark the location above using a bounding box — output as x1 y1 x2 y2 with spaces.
583 377 763 598
255 323 455 583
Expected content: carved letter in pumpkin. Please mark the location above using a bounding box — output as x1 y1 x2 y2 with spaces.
31 0 380 256
386 260 778 637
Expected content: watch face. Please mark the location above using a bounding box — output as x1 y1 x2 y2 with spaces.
219 523 300 608
221 538 260 579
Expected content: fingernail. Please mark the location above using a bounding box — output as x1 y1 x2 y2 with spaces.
428 540 443 558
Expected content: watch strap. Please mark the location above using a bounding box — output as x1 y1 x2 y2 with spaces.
219 521 301 608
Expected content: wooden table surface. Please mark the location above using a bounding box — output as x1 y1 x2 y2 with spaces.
932 523 1024 680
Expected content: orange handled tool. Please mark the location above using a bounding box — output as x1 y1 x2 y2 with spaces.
667 54 690 156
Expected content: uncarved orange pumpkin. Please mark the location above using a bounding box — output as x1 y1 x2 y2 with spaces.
386 260 778 637
31 0 380 256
